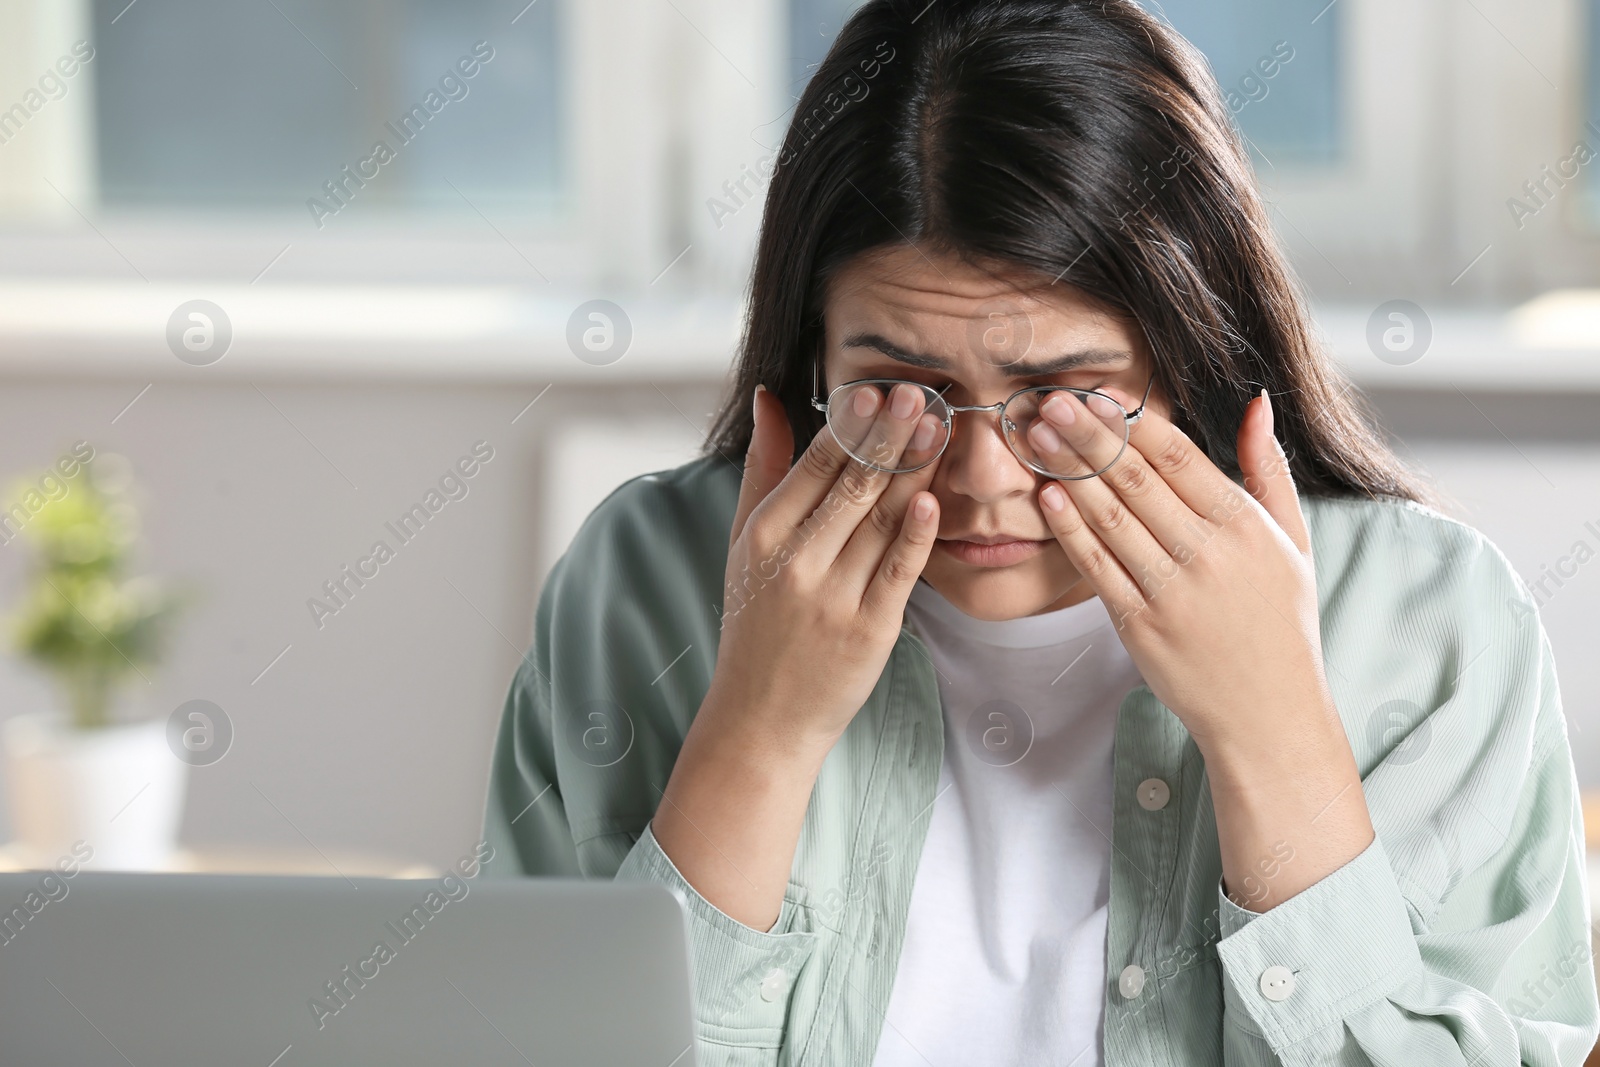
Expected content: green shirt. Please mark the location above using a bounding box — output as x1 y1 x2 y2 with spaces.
481 453 1599 1066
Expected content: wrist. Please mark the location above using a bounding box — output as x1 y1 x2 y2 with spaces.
1203 701 1374 911
655 679 837 931
1186 671 1343 768
690 677 841 781
1201 705 1355 811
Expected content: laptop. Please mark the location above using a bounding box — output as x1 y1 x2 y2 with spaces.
0 870 699 1067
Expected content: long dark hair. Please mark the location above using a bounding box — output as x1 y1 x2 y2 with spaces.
704 0 1438 507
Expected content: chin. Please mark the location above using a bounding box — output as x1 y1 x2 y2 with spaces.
919 551 1082 621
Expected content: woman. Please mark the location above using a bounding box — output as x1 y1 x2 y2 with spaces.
482 1 1599 1063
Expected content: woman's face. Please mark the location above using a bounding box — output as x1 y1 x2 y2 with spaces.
821 243 1172 621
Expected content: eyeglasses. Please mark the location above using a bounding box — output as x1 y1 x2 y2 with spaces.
810 357 1156 480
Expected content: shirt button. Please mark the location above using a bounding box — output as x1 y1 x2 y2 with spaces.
759 968 786 1002
1137 778 1171 811
1259 966 1296 1002
1118 964 1146 999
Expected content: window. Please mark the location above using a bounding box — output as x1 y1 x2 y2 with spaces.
784 0 1343 166
787 0 865 99
89 0 564 224
1583 0 1600 226
1143 0 1342 167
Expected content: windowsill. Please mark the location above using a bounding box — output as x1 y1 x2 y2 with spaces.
0 280 742 383
0 280 1598 391
1314 291 1600 393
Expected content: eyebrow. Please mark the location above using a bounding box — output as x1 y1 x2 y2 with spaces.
840 332 1133 376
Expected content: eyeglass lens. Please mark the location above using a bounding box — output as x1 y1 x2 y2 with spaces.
1003 389 1129 479
826 382 947 473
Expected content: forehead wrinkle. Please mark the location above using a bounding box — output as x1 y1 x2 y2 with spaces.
835 267 1105 328
832 247 1051 304
851 271 1045 308
825 248 1144 369
840 331 1133 376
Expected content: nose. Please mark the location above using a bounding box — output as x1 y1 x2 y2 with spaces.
933 403 1039 503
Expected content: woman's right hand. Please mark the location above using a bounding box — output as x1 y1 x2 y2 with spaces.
706 382 943 755
652 381 942 931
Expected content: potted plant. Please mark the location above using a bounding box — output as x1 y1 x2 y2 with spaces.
1 451 188 870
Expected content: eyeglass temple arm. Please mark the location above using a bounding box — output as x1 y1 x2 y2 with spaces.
1126 370 1157 423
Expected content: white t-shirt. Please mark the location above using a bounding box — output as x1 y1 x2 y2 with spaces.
870 577 1144 1067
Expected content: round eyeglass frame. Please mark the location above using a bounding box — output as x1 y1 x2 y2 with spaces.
809 358 1158 480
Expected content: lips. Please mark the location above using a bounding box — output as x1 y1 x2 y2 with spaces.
935 534 1054 567
943 532 1043 545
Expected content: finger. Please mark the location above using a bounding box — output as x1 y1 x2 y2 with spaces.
1237 389 1311 556
796 383 936 564
744 388 860 537
1039 480 1146 627
731 384 794 545
1049 469 1175 595
1111 395 1250 526
1028 389 1131 478
834 449 943 596
861 490 940 625
1029 392 1200 565
760 382 932 565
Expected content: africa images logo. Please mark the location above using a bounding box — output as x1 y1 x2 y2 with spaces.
306 41 496 229
307 442 495 630
307 842 494 1030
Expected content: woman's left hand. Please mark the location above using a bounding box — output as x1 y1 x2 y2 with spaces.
1035 386 1322 754
1033 386 1374 910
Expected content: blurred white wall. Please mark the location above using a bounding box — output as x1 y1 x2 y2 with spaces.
0 377 715 869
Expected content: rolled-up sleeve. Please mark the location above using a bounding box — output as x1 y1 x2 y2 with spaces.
1214 612 1598 1066
616 823 819 1051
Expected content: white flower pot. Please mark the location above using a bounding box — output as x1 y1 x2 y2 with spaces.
1 712 187 870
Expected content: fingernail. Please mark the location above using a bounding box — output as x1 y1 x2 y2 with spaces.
1041 483 1066 512
1260 387 1274 436
1088 394 1121 419
913 495 934 521
1029 420 1062 454
752 383 764 428
1043 392 1077 426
